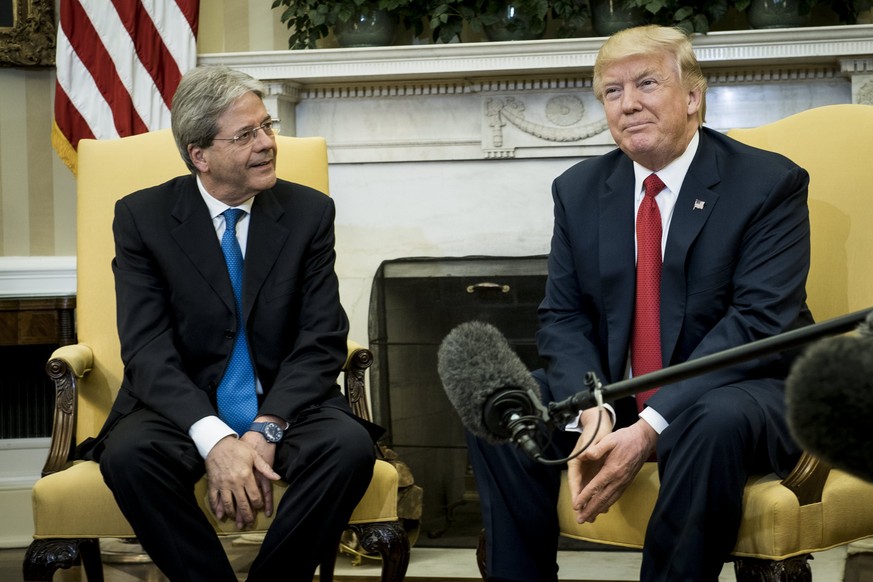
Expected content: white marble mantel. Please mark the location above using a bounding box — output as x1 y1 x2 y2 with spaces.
199 26 873 164
196 26 873 349
201 25 873 84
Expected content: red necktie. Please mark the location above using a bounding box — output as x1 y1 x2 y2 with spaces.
632 173 665 412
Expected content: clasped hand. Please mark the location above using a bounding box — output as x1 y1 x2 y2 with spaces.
205 432 281 530
567 410 657 524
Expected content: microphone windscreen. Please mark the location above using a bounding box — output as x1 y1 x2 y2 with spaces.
437 321 541 443
786 332 873 483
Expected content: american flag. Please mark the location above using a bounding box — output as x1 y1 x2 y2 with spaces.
52 0 200 174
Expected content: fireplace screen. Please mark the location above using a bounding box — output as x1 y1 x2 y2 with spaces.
368 255 548 540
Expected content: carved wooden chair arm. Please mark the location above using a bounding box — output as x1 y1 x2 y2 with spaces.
42 341 374 475
344 341 374 423
780 450 832 506
42 344 94 477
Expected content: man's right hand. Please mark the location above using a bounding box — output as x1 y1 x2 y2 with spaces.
568 418 657 524
205 435 281 530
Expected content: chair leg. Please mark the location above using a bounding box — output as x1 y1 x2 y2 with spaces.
23 538 104 582
319 550 337 582
476 529 487 580
81 538 106 582
733 554 813 582
350 521 410 582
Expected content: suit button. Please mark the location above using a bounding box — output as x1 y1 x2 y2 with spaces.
224 329 234 339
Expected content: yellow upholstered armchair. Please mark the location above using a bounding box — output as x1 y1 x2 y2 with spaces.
554 105 873 580
24 130 409 582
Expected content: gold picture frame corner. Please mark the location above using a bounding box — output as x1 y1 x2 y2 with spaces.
0 0 57 68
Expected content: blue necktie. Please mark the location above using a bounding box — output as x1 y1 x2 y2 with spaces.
216 208 258 435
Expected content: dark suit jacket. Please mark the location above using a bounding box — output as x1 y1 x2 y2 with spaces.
105 175 349 434
537 127 814 424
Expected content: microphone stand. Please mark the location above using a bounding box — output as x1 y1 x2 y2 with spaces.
548 307 873 425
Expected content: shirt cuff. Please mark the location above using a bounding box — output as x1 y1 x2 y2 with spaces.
189 415 237 459
639 406 669 434
563 403 616 433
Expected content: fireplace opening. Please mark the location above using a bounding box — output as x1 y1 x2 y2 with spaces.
368 255 548 545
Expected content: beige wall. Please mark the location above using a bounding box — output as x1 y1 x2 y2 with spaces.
0 0 288 257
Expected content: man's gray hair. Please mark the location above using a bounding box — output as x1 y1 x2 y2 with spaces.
171 65 266 173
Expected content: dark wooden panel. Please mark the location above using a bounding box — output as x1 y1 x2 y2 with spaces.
0 296 76 439
0 296 76 346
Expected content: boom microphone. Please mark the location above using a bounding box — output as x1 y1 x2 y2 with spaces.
438 308 872 466
437 321 549 460
786 311 873 483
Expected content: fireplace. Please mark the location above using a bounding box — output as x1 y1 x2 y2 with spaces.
0 296 76 439
368 255 548 540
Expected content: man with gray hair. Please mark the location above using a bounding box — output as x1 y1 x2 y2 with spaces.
468 25 812 581
79 65 377 581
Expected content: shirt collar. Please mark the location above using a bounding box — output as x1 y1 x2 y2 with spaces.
632 130 701 199
196 175 255 220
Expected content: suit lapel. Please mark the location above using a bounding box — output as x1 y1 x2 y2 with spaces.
244 188 289 320
600 160 637 381
661 131 720 364
170 179 236 314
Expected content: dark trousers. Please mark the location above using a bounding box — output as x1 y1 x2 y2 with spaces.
96 403 376 582
467 377 800 582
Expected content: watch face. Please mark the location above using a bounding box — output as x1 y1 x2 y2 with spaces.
263 422 283 442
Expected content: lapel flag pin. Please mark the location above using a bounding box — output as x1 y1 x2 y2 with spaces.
693 199 706 210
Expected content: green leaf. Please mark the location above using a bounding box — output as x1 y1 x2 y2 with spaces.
691 13 709 33
673 6 693 20
646 0 667 14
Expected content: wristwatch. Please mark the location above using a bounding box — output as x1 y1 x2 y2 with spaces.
248 421 285 443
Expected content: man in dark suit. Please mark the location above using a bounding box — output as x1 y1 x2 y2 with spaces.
468 25 813 581
83 65 376 581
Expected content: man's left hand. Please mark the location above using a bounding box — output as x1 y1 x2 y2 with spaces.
205 436 279 530
240 430 278 519
239 414 286 520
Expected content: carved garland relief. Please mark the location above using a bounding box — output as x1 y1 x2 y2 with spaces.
484 94 609 158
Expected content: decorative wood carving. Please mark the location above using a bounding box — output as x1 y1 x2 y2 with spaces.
42 358 78 476
0 0 56 67
345 346 374 421
734 554 813 582
23 538 103 582
350 521 410 582
781 451 832 506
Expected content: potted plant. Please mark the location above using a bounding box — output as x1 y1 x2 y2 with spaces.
428 0 518 43
733 0 871 28
589 0 648 35
551 0 594 36
428 0 591 43
272 0 426 49
828 0 873 22
623 0 731 32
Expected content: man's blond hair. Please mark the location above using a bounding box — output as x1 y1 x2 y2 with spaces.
593 25 707 123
